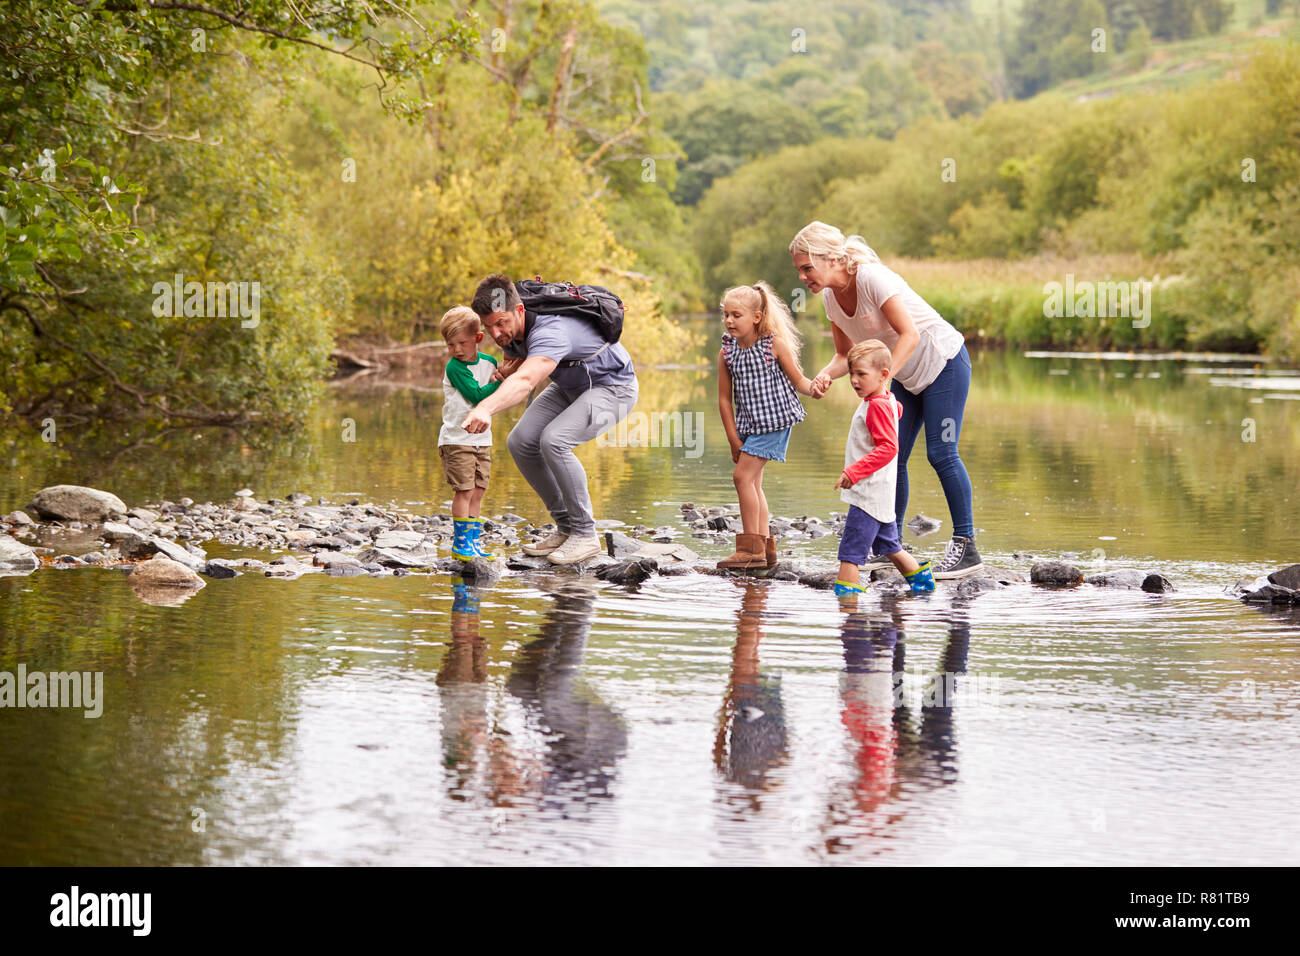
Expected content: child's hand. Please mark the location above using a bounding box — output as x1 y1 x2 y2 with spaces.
834 470 854 490
493 356 522 382
811 373 832 398
729 440 742 463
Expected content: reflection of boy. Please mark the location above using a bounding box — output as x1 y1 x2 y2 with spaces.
839 612 899 814
439 306 499 561
437 583 533 807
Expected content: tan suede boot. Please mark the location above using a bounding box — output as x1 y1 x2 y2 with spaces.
764 530 777 569
717 533 767 570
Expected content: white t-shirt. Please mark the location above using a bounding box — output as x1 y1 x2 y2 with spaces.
438 354 496 448
822 261 964 393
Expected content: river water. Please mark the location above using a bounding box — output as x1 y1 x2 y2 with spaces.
2 324 1298 865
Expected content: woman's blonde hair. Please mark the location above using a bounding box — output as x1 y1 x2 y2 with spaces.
788 221 880 275
721 281 802 361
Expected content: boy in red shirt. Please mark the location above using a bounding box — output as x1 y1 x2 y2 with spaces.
834 340 935 597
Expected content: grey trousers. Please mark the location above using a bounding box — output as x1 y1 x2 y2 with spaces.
506 378 639 537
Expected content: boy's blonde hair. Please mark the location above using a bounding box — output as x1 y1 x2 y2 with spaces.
847 339 892 373
439 306 481 342
720 280 802 361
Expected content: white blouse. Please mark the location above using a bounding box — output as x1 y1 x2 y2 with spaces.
822 261 964 393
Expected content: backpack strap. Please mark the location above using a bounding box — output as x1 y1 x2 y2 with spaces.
561 341 611 367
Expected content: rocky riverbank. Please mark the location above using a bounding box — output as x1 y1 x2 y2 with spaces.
2 484 1294 609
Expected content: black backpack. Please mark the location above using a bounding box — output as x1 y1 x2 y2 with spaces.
515 277 624 344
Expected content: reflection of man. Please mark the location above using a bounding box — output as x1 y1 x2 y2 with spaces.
462 274 639 566
507 583 628 808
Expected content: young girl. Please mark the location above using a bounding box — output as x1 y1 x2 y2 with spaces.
717 282 816 570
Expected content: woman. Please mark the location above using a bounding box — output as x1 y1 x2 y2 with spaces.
790 221 981 579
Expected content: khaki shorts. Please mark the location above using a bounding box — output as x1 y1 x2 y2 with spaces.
440 444 491 492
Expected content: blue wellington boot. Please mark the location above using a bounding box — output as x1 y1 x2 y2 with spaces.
905 561 935 594
834 579 868 597
452 517 474 561
468 518 493 559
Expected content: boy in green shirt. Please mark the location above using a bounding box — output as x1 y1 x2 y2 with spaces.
439 307 500 560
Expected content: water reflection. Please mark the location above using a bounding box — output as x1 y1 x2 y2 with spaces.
822 601 973 854
713 581 789 813
436 582 534 807
505 582 628 812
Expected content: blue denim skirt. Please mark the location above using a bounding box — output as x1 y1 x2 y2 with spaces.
739 426 792 462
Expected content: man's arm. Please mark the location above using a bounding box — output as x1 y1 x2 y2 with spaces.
461 355 557 433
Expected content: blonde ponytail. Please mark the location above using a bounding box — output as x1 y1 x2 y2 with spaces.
720 281 802 362
789 220 881 275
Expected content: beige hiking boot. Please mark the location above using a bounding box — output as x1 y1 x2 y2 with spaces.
522 530 568 556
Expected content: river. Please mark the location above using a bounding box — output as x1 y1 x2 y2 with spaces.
1 322 1297 864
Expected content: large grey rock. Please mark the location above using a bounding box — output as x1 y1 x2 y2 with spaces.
101 521 148 549
313 552 361 569
604 530 643 558
1268 564 1300 591
955 574 1000 598
596 556 658 586
1236 564 1300 605
116 533 205 569
1086 569 1148 589
356 547 435 569
130 555 205 588
603 531 697 564
798 569 839 590
627 540 698 564
30 485 126 522
374 529 424 550
906 513 943 536
0 534 39 574
448 556 502 583
325 564 367 577
201 561 240 579
1031 560 1083 586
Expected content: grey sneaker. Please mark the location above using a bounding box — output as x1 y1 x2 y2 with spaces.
522 531 568 556
932 536 984 579
547 534 602 566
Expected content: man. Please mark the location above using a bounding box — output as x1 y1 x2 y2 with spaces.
461 274 638 565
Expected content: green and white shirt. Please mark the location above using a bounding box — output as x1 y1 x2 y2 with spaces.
439 352 499 447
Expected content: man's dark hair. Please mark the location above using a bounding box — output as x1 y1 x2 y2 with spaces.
471 274 522 318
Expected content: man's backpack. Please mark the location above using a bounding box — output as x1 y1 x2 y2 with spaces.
515 277 625 344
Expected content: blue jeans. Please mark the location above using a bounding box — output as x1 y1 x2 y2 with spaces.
891 345 974 541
